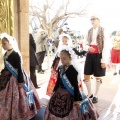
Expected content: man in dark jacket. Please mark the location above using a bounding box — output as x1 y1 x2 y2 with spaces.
29 33 40 88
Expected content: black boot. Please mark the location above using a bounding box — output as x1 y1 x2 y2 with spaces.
113 72 117 75
89 94 93 98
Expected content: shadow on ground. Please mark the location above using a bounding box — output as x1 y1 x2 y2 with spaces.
31 106 46 120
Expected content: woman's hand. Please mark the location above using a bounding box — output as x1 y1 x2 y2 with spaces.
88 47 95 52
73 101 80 108
101 63 106 68
18 83 24 88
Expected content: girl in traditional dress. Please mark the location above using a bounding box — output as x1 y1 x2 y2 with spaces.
52 34 86 71
46 35 86 96
45 46 98 120
0 33 41 120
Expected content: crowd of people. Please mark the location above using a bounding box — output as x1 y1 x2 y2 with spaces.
0 13 120 119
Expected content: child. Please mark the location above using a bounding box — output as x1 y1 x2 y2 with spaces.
45 47 98 120
52 34 86 71
46 35 85 96
0 33 41 120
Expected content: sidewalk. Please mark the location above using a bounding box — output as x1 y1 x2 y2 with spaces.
34 55 120 120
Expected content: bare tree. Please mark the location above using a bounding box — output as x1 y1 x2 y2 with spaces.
29 0 89 37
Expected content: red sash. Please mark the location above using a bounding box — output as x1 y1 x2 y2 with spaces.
88 45 99 54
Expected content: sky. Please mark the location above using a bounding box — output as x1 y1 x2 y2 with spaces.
29 0 120 35
67 0 120 34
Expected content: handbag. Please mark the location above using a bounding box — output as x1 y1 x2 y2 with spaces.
46 69 58 96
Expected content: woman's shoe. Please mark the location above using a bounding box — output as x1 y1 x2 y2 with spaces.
35 86 41 89
113 72 117 75
92 97 98 103
89 94 93 98
89 94 93 101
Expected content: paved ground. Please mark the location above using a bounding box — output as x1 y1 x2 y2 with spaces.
32 55 120 120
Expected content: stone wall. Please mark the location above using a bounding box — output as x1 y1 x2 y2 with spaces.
0 0 14 71
14 0 29 74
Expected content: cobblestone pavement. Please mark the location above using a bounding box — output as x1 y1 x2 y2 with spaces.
33 55 120 120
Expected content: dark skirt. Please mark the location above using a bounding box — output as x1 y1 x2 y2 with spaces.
49 87 74 118
45 87 84 120
45 87 99 120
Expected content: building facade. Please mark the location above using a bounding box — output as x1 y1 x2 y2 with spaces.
0 0 29 73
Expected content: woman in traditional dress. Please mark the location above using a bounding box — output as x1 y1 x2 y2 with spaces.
111 30 120 75
0 33 41 120
45 46 98 120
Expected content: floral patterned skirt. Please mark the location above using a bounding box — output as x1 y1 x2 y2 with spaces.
44 87 99 120
0 72 41 120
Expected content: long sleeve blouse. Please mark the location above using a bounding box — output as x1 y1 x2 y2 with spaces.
3 51 24 83
53 65 82 101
